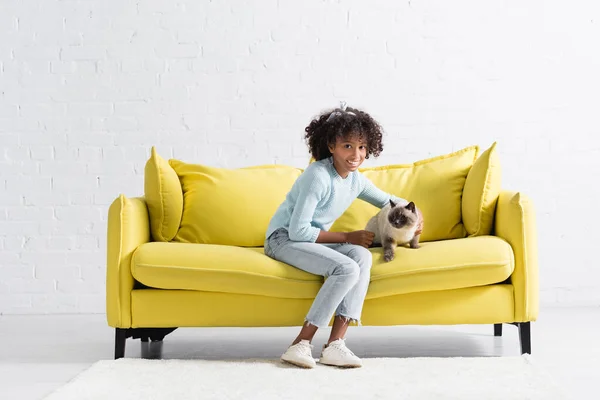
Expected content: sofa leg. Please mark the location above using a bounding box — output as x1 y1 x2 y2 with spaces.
114 327 178 360
141 339 164 359
497 323 531 354
508 322 531 354
518 322 531 354
115 328 128 359
494 324 502 337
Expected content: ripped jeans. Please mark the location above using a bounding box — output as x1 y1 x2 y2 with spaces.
264 228 372 329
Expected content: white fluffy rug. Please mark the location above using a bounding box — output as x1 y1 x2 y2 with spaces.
44 355 566 400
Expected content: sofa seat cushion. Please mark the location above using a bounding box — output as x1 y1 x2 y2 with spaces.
132 242 323 299
131 236 513 300
367 236 513 298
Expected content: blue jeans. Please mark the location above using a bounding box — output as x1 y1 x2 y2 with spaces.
264 228 372 328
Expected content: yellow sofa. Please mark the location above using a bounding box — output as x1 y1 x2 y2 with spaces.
106 144 538 359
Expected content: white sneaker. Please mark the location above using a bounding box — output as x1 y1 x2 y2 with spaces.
280 339 316 368
319 338 362 368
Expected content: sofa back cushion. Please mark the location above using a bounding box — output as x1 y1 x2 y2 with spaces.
144 147 184 242
169 160 303 247
330 145 479 242
462 142 502 236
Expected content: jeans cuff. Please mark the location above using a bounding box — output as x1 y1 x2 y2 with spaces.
336 314 362 327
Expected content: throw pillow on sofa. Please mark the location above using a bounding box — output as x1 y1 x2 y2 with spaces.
169 160 303 247
462 142 502 236
144 146 184 242
329 145 480 242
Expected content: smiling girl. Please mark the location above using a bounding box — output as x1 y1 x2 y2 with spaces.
264 102 415 369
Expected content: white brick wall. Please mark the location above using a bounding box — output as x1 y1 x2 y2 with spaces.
1 0 599 314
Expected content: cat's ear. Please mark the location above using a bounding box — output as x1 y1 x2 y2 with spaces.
405 201 416 213
389 199 396 208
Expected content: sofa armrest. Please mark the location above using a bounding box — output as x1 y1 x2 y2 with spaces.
493 191 539 322
106 195 151 328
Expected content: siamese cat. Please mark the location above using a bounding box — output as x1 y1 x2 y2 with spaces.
365 200 423 262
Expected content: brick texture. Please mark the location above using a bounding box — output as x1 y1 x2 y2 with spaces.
1 0 599 314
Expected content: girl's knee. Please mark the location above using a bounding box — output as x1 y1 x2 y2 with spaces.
349 246 372 268
332 260 360 281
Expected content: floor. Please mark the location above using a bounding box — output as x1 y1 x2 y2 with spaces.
1 307 598 400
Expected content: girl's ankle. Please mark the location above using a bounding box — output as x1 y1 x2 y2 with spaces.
326 337 342 346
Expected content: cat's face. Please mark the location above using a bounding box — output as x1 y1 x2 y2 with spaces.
387 200 418 229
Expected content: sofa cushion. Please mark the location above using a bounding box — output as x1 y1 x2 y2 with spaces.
132 242 322 299
131 236 514 299
330 145 479 242
462 142 502 236
367 236 513 298
144 147 184 242
169 160 303 247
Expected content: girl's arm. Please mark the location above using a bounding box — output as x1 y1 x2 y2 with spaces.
357 174 408 209
288 172 326 242
316 230 349 243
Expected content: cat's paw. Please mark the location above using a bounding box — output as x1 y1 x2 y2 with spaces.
384 251 395 262
410 243 420 249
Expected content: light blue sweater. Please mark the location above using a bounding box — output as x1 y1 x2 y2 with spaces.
265 157 408 243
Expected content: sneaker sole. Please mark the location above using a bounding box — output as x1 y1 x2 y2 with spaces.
280 357 315 369
318 359 362 368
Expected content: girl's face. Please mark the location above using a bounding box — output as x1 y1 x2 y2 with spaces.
328 134 367 178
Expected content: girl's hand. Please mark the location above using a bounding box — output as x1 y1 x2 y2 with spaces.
415 208 424 235
346 230 375 248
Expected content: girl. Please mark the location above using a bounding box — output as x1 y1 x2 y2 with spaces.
264 102 420 369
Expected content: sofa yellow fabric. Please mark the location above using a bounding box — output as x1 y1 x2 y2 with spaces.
131 236 513 300
494 191 539 321
106 146 538 350
144 147 183 242
132 242 321 299
130 285 515 328
463 142 502 236
169 159 303 247
330 146 479 242
106 195 151 328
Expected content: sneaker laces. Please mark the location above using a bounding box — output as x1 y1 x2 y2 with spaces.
296 341 313 357
328 339 356 357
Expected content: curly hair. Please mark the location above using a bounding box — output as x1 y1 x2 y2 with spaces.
304 106 384 161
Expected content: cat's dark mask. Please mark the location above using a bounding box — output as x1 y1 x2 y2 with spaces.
388 200 418 229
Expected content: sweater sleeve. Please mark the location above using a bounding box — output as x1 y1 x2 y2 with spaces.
357 173 408 209
288 169 326 243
